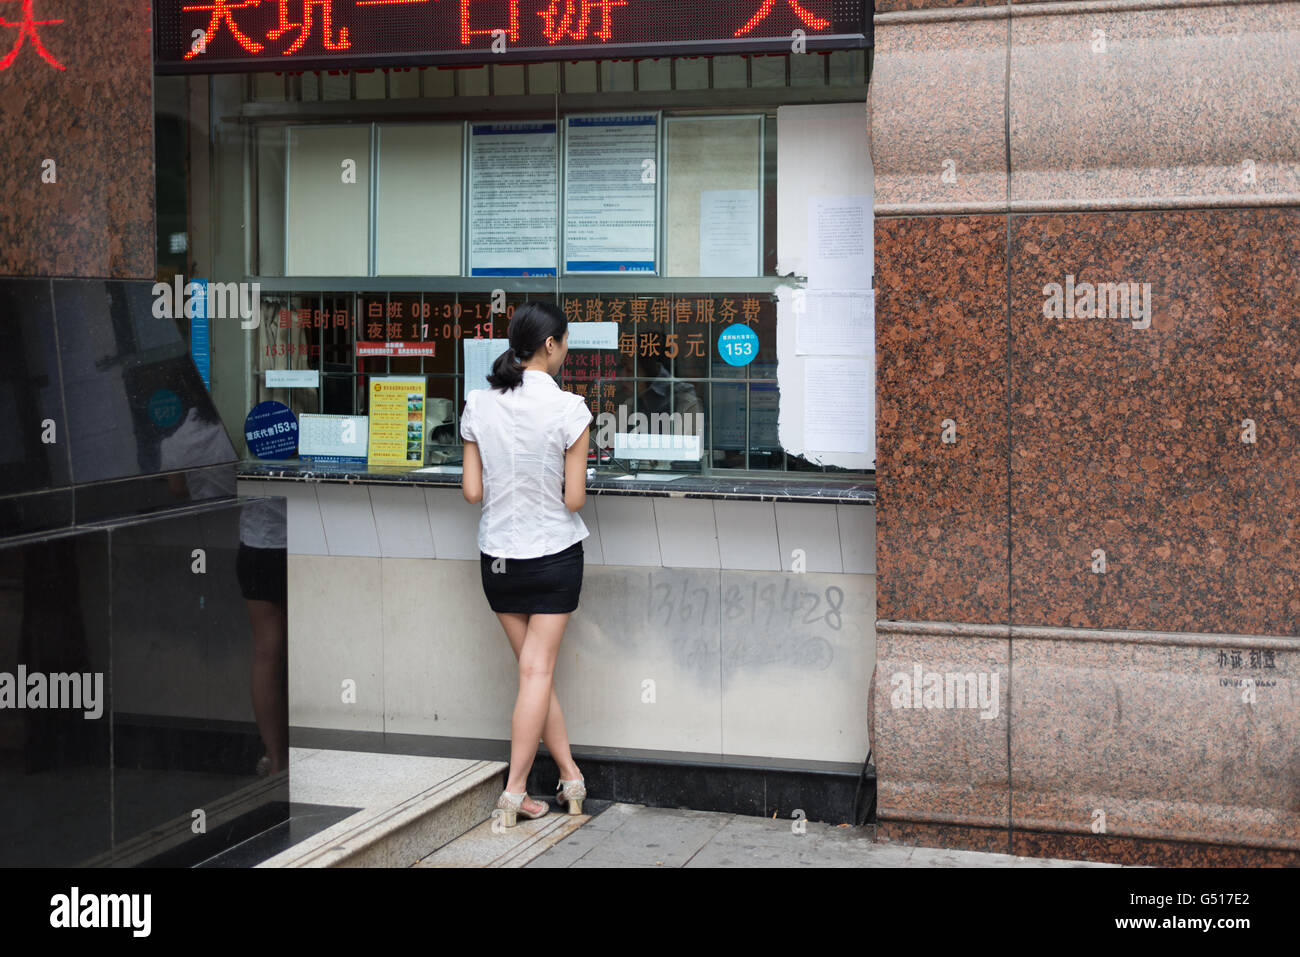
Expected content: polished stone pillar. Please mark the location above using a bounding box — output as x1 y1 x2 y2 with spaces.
0 0 288 865
870 0 1299 864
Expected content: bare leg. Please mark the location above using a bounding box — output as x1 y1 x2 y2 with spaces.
247 598 289 773
495 612 582 781
500 612 572 804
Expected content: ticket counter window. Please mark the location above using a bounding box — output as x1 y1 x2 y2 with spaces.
156 51 872 477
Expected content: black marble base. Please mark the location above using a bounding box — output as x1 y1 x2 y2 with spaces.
0 488 75 539
0 499 289 867
114 714 268 778
132 799 295 868
73 468 239 528
195 803 362 868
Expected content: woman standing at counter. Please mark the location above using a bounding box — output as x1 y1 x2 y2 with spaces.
459 301 592 826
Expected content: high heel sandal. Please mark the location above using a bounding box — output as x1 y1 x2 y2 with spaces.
556 775 586 815
497 790 549 828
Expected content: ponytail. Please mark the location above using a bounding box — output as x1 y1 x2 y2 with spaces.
488 344 524 391
485 301 568 391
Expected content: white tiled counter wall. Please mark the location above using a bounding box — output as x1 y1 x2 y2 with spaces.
240 480 876 763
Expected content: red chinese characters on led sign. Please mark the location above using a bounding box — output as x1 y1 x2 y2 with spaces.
537 0 626 43
183 0 638 55
451 0 517 44
156 0 865 71
268 0 350 53
184 0 349 58
734 0 827 36
0 0 65 71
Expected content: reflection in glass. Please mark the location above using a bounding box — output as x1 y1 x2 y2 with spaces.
237 497 289 778
255 292 316 417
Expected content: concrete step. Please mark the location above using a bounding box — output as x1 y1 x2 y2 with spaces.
257 748 508 867
413 804 593 868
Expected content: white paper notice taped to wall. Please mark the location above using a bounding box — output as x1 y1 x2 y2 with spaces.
776 103 871 279
775 285 876 469
795 289 874 356
769 103 875 468
808 195 872 289
802 356 874 454
463 337 510 400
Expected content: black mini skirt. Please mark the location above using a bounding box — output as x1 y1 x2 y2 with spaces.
236 543 288 604
479 540 584 614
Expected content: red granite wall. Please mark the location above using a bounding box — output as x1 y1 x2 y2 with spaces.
870 0 1300 865
0 0 155 278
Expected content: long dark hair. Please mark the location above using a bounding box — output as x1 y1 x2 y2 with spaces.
486 301 567 391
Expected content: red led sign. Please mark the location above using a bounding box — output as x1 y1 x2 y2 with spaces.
154 0 869 73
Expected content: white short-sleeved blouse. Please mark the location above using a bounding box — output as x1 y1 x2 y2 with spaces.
460 368 593 559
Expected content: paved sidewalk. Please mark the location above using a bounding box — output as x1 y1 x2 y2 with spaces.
525 803 1121 868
